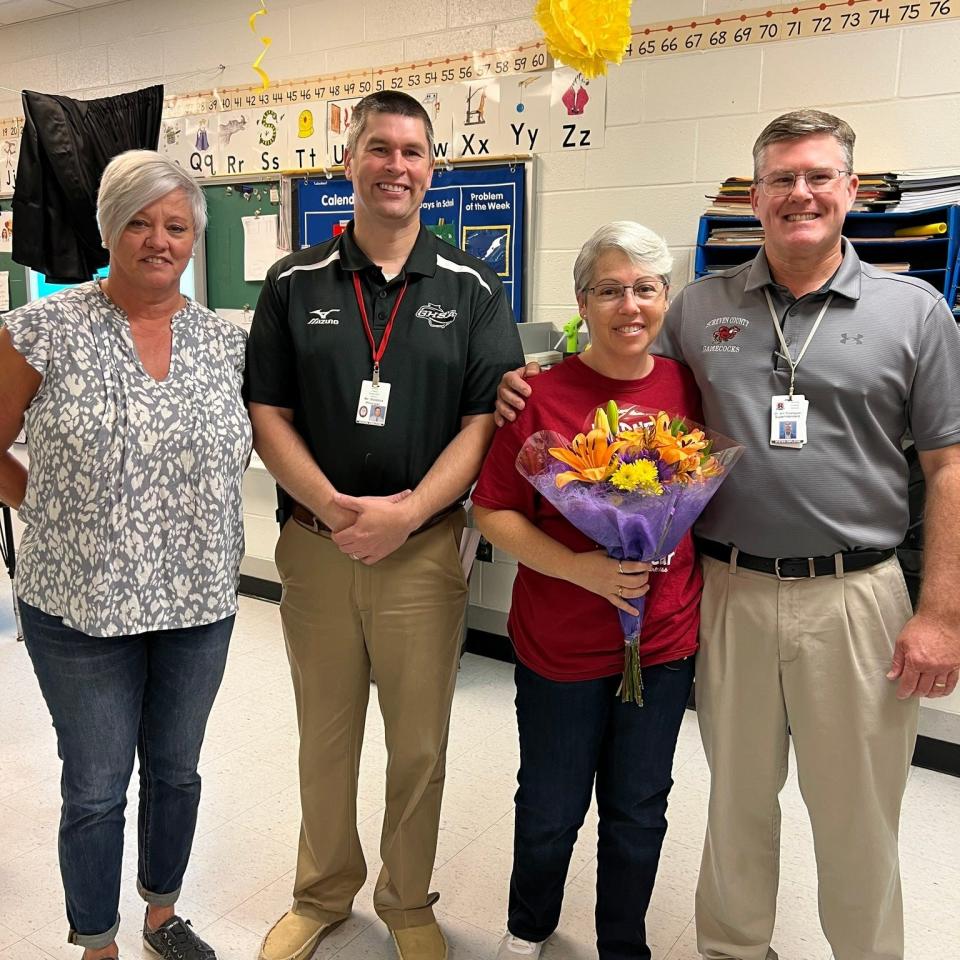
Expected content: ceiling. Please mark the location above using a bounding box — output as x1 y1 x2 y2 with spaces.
0 0 127 27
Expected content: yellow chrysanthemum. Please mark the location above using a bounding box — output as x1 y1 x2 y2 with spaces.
610 460 663 495
534 0 633 78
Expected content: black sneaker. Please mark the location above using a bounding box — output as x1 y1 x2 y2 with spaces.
143 914 217 960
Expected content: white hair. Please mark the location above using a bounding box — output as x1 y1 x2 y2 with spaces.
97 149 206 252
573 221 673 294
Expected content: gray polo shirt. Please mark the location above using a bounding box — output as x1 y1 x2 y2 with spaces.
657 242 960 557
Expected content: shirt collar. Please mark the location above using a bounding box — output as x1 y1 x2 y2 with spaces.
743 238 862 301
336 221 438 280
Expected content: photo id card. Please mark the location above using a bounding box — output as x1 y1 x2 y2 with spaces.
356 379 391 427
770 394 808 448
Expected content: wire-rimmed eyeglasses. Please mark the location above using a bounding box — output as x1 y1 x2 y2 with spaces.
755 167 851 197
587 279 667 303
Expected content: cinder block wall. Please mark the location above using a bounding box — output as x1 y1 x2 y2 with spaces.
2 0 958 326
2 0 959 717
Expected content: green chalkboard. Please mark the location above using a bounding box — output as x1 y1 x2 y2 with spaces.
203 182 281 311
0 198 27 313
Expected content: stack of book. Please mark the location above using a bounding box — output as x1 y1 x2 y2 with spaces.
852 173 900 211
893 169 960 211
704 226 765 246
704 177 753 216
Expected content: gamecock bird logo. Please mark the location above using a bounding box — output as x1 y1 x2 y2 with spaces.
713 326 741 343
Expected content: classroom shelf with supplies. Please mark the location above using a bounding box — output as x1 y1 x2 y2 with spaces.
695 204 960 318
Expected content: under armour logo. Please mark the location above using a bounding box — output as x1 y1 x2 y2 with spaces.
840 333 864 345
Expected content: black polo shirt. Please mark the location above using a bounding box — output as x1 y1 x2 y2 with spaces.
245 222 524 497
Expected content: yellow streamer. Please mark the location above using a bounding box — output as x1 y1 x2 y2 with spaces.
534 0 631 78
249 1 272 92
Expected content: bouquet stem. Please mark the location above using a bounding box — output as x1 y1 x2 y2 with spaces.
618 635 644 706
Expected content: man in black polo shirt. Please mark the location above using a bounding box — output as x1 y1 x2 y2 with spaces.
246 91 523 960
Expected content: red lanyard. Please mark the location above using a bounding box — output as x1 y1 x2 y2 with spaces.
352 272 408 386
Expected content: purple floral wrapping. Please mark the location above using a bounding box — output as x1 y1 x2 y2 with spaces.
516 424 744 644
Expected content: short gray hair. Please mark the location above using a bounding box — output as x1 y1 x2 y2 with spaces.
752 109 855 179
345 91 434 161
573 221 673 295
97 149 206 252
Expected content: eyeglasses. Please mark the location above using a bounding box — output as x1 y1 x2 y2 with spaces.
755 167 851 196
587 279 666 303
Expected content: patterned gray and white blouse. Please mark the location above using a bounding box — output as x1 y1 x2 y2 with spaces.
5 282 252 637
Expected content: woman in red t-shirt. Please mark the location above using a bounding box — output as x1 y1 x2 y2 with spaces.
472 221 702 960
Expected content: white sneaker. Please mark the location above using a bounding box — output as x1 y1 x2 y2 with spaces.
495 933 543 958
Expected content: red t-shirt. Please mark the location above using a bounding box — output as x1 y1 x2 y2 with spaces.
472 355 703 682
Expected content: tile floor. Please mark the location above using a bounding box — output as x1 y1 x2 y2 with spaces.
0 583 958 960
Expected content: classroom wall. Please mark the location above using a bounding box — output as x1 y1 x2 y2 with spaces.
2 0 959 723
2 0 959 324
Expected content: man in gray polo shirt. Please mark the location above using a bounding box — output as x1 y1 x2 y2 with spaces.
496 110 960 960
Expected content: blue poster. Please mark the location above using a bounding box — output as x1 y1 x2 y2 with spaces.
294 163 525 321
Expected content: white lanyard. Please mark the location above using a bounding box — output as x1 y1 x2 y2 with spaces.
764 288 833 399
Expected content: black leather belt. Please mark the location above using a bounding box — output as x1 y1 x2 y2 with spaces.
696 538 895 580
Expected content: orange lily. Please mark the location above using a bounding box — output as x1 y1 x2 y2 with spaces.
650 412 709 471
616 424 654 460
550 428 628 488
699 456 722 478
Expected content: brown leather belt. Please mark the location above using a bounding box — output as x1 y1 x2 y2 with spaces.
291 501 462 537
292 503 331 534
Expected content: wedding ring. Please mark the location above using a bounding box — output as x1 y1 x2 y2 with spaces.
618 560 624 574
617 585 623 598
350 553 360 561
934 682 947 688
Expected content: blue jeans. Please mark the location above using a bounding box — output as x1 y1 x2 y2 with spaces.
19 600 233 949
509 658 694 960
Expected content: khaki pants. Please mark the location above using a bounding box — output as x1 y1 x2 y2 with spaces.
695 555 919 960
274 511 468 930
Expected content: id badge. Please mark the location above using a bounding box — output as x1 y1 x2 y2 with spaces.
356 379 391 427
770 394 808 448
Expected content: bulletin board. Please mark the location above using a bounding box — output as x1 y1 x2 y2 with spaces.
293 162 527 321
0 199 26 312
202 181 280 310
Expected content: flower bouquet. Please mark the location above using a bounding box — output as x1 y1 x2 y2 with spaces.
516 401 743 704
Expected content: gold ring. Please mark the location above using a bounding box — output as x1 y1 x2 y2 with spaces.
617 585 623 598
351 553 360 561
934 681 947 688
618 560 624 574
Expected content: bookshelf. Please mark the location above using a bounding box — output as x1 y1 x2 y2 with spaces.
695 204 960 318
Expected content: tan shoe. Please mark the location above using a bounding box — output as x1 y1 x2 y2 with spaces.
258 911 345 960
392 922 448 960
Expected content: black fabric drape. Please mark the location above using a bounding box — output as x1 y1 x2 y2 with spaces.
12 85 163 283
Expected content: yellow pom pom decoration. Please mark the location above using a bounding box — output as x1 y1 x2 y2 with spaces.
534 0 633 78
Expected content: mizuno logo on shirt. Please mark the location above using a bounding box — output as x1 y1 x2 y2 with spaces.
308 308 340 325
416 303 458 328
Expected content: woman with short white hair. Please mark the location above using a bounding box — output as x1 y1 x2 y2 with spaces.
473 221 702 960
0 150 251 960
